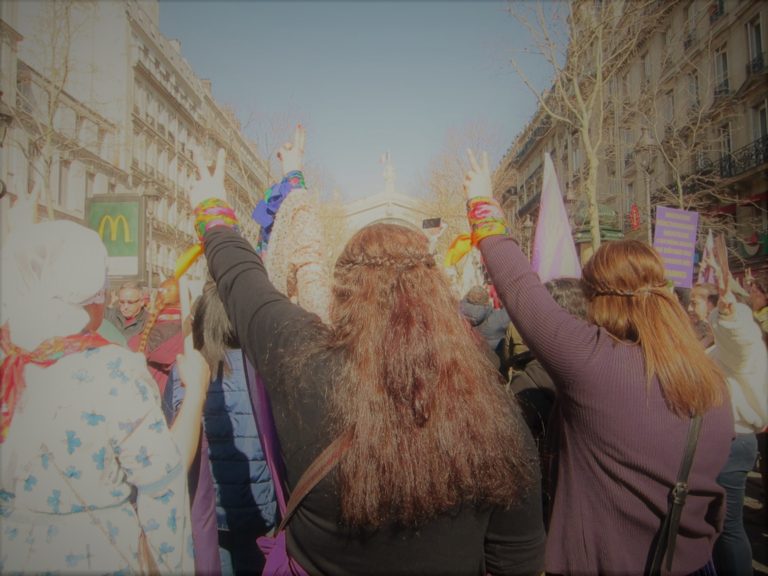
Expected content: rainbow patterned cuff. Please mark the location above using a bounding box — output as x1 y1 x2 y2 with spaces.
466 197 508 244
194 198 240 240
252 170 306 254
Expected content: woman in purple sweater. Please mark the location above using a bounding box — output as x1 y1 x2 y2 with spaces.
463 150 734 575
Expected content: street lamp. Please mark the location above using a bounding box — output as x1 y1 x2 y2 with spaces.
0 91 14 200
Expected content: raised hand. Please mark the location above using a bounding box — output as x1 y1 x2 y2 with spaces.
176 341 211 399
189 147 227 208
277 124 305 176
464 149 492 200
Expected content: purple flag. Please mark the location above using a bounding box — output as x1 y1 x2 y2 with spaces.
653 206 699 288
531 153 582 282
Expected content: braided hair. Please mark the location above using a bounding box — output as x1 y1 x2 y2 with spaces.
137 277 180 353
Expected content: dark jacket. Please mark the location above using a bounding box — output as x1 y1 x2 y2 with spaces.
460 301 510 351
171 348 277 534
203 227 545 576
104 306 148 340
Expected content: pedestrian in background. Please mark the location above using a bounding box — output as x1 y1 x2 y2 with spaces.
105 280 148 340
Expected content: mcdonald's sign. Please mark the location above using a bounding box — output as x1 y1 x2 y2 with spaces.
98 214 131 243
87 197 141 277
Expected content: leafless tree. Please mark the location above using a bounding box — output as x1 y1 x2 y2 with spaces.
507 0 675 251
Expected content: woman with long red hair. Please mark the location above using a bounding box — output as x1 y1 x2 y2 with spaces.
186 127 545 575
462 149 734 575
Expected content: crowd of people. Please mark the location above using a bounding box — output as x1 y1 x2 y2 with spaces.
0 125 765 576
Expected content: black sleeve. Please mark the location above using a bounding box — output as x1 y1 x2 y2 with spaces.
202 227 320 379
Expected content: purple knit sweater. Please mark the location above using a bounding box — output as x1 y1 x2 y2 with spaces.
480 235 734 576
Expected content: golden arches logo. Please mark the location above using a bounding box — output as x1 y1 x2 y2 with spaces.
98 214 131 243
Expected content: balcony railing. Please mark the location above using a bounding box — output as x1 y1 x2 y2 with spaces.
747 52 766 76
726 134 768 177
514 120 552 164
713 79 730 98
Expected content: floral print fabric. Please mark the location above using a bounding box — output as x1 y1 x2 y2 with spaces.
0 345 194 574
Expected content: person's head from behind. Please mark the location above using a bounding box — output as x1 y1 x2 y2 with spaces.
1 220 107 350
581 240 725 417
326 222 534 527
192 279 239 373
688 283 718 324
117 281 144 320
464 285 489 306
544 277 587 319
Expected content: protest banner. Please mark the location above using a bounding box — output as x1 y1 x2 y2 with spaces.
652 206 699 288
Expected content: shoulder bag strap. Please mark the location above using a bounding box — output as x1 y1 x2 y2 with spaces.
277 428 353 532
648 414 703 575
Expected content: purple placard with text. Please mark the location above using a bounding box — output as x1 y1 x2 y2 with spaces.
652 206 699 288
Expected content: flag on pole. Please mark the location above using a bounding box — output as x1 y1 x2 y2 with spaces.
531 152 582 282
697 229 716 285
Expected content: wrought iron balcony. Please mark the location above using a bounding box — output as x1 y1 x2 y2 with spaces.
713 79 730 99
747 52 766 76
726 134 768 177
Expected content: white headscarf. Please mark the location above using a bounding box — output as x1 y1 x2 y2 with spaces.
1 220 108 350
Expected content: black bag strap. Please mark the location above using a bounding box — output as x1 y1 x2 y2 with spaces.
277 429 353 532
648 414 703 575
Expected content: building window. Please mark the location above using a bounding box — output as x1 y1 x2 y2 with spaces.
719 123 733 176
747 16 764 74
714 47 729 95
570 135 582 171
663 90 675 126
688 72 700 109
57 159 70 208
719 123 732 156
621 72 630 102
85 172 95 198
683 3 696 48
753 102 767 140
641 53 651 87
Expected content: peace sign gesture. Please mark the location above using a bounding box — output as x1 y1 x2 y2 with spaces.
464 149 492 200
189 147 227 208
277 124 305 176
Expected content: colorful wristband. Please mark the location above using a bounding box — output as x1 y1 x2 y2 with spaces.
194 197 240 240
466 197 508 244
252 170 307 254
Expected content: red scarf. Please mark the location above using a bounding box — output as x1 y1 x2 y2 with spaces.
0 324 110 442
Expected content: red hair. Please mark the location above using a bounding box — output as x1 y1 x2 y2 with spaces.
324 223 534 527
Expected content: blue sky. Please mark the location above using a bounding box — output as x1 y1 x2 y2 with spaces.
158 0 551 201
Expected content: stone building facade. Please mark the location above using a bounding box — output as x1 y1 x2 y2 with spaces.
495 0 767 273
0 0 269 289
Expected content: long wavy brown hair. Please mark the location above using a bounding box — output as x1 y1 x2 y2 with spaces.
582 240 726 417
324 223 535 528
